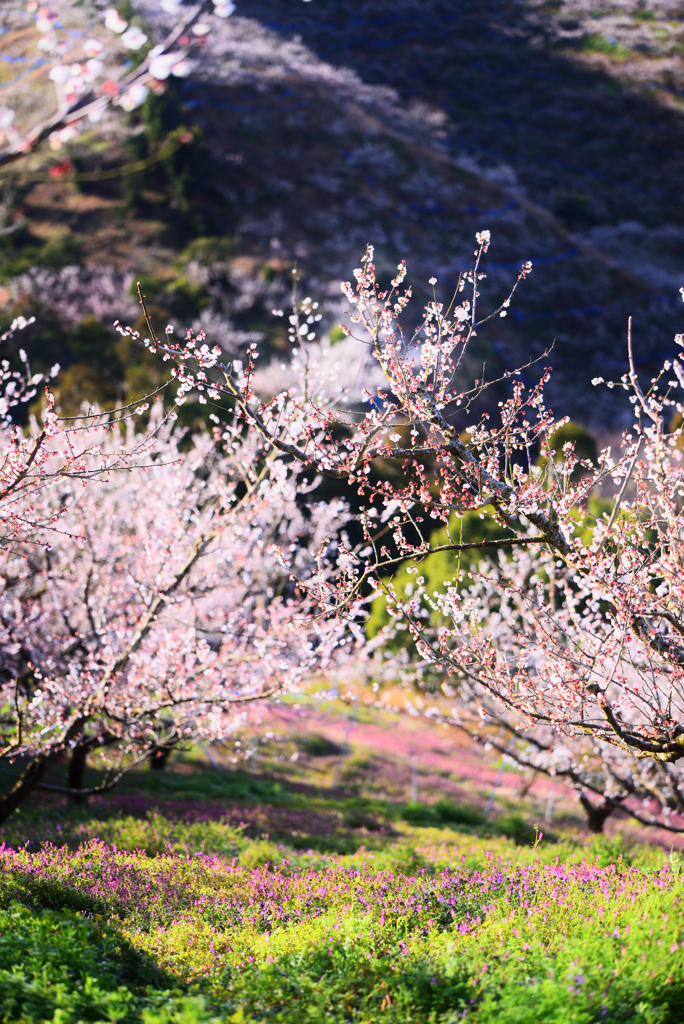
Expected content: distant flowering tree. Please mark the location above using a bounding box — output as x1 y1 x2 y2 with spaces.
143 235 684 832
0 0 234 167
0 395 348 823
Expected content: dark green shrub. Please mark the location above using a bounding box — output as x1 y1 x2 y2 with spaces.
494 812 538 845
401 800 482 828
433 798 483 827
301 734 344 758
0 904 186 1023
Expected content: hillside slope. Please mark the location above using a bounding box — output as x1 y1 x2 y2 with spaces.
1 0 683 428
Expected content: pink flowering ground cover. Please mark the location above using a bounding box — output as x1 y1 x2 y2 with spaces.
1 823 683 1023
1 727 683 1023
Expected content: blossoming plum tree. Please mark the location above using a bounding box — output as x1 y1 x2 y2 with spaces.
405 538 684 834
0 394 347 823
0 312 192 815
144 235 684 832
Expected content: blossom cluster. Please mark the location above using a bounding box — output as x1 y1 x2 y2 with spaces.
0 0 234 162
0 317 151 549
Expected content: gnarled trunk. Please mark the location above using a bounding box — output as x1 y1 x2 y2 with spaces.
0 717 89 826
579 792 616 833
0 752 58 826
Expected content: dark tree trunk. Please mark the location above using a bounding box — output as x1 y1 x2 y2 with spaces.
579 792 616 833
0 752 58 826
67 741 90 803
149 742 175 770
66 733 116 801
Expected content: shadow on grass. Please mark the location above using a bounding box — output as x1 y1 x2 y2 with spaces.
0 902 201 1023
2 752 543 856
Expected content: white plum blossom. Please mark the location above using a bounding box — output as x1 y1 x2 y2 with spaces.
0 2 229 165
149 52 180 80
82 38 105 58
37 34 58 52
48 65 71 84
103 8 128 33
121 26 148 50
0 375 352 822
82 59 105 84
167 59 195 78
213 1 236 16
142 236 684 835
119 82 149 112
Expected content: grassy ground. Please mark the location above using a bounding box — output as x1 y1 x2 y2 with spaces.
1 723 683 1024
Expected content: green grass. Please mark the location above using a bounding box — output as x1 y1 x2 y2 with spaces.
0 821 681 1023
0 903 214 1023
0 751 679 1022
579 34 632 60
